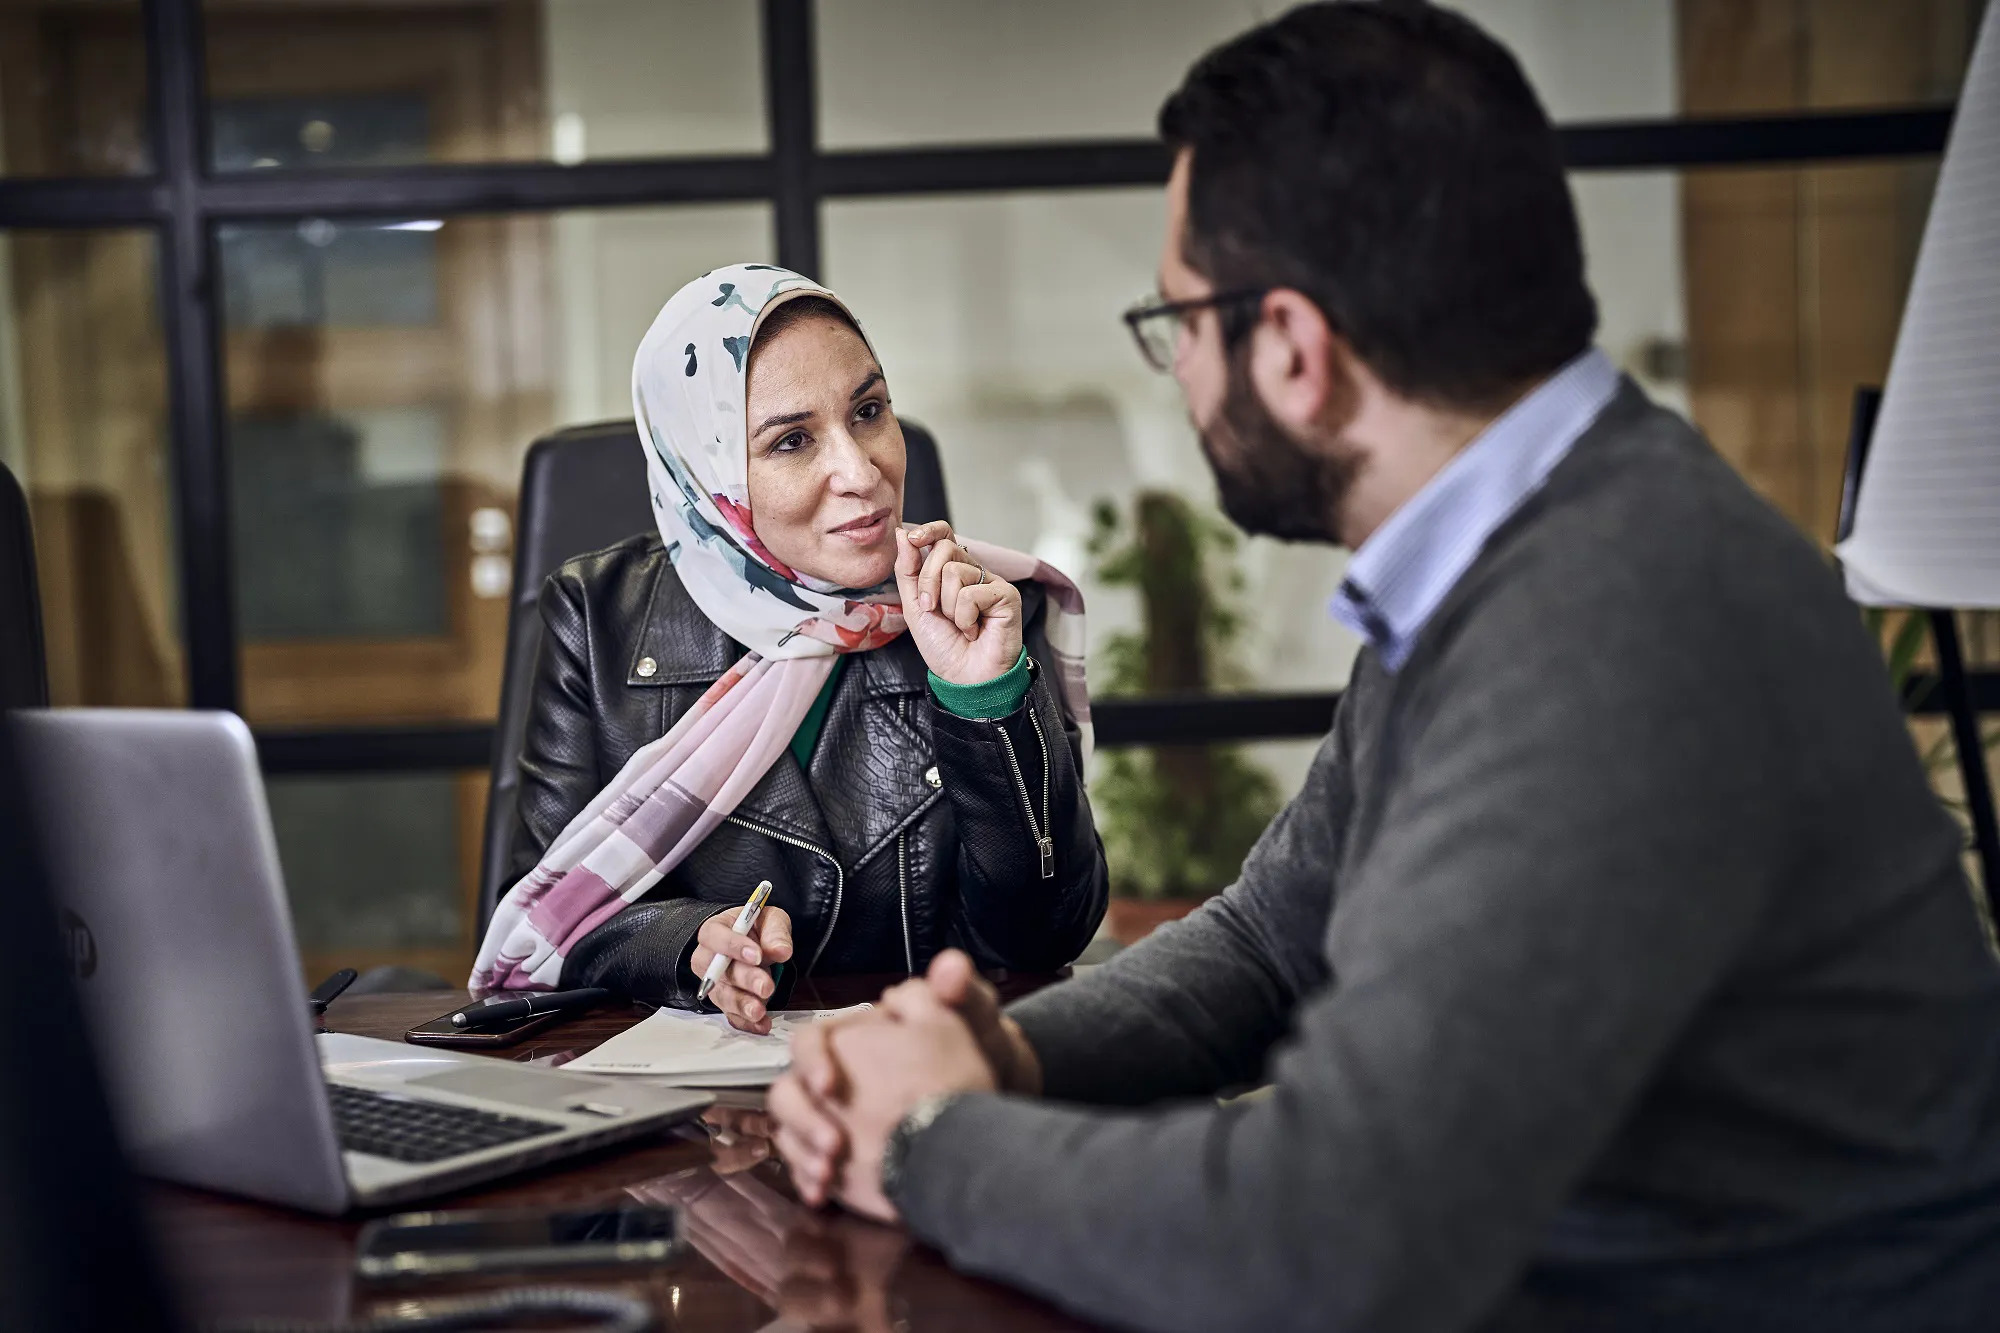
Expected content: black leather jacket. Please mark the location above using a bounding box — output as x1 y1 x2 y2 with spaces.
509 533 1108 1006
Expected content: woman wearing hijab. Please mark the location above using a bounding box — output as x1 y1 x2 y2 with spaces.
472 264 1107 1030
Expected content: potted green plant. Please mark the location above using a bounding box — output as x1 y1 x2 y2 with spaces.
1087 490 1281 942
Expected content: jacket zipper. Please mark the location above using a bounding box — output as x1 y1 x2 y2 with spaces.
899 698 915 972
724 813 844 975
897 832 914 973
990 699 1056 880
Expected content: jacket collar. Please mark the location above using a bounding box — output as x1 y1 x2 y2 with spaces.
857 632 928 696
626 542 743 686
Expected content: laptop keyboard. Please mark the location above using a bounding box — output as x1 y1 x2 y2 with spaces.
328 1082 567 1164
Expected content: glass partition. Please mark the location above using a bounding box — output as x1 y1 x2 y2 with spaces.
267 771 477 985
0 227 181 706
202 0 765 173
218 202 773 729
0 0 150 176
819 0 1975 152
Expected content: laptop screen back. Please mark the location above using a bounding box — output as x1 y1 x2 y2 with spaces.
0 715 179 1331
15 710 348 1214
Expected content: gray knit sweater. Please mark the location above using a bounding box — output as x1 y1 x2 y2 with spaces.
894 382 2000 1332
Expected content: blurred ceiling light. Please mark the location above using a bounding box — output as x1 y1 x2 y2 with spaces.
299 119 335 153
552 111 587 166
381 220 444 232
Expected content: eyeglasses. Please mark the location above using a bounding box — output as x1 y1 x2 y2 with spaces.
1120 288 1270 372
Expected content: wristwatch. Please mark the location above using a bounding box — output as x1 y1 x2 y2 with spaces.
879 1092 961 1206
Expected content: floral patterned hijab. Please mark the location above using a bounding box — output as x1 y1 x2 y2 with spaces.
635 264 904 657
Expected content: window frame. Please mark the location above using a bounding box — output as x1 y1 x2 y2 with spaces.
0 0 1963 768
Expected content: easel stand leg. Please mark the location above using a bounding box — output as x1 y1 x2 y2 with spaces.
1927 608 2000 926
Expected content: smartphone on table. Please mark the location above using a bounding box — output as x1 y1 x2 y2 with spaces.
404 995 571 1049
356 1204 681 1279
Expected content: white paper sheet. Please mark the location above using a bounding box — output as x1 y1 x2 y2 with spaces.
1835 3 2000 607
562 1004 872 1085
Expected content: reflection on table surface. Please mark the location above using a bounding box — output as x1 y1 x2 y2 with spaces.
629 1105 916 1332
150 983 1092 1332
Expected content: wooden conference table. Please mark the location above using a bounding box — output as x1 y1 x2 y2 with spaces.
149 975 1097 1332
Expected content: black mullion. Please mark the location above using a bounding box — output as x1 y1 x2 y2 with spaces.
145 0 236 710
0 178 163 228
245 666 2000 774
192 156 774 221
0 107 1958 232
256 723 496 775
1558 106 1952 170
821 142 1172 198
762 0 822 278
815 107 1955 199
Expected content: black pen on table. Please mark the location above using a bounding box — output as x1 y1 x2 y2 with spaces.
452 986 611 1028
307 968 357 1017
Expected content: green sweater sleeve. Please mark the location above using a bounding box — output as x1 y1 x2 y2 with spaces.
928 648 1031 719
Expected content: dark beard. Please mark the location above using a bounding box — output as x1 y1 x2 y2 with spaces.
1198 354 1356 544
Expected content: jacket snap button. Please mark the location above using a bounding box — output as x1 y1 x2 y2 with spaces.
924 766 942 789
636 656 658 678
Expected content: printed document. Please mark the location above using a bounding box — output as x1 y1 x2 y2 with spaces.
562 1004 871 1086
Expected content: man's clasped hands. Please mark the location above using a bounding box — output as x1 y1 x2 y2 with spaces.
767 950 1041 1223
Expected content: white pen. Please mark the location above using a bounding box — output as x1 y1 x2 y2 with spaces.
697 880 774 1004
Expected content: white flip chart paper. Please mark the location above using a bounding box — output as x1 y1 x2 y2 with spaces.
1836 3 2000 607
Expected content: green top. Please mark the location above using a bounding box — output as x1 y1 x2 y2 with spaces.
789 655 848 769
927 647 1033 719
789 648 1032 768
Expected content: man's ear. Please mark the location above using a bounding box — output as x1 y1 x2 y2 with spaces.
1247 289 1344 436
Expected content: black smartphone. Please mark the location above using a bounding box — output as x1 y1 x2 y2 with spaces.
404 995 569 1049
356 1204 680 1280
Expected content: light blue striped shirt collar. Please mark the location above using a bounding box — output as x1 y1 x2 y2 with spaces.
1330 348 1621 672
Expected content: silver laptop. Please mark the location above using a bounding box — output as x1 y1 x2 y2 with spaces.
14 708 710 1215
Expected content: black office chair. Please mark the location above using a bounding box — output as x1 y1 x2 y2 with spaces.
0 460 49 710
474 418 952 931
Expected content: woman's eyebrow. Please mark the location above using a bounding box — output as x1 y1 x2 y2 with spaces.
751 408 813 438
751 370 880 438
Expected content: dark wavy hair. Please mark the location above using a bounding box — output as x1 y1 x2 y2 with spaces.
1159 0 1598 411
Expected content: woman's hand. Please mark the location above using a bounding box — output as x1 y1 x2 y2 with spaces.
690 905 795 1034
894 521 1024 686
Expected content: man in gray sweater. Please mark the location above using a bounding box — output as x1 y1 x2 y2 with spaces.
768 4 2000 1329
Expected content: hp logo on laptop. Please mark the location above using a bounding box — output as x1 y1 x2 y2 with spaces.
60 909 97 980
